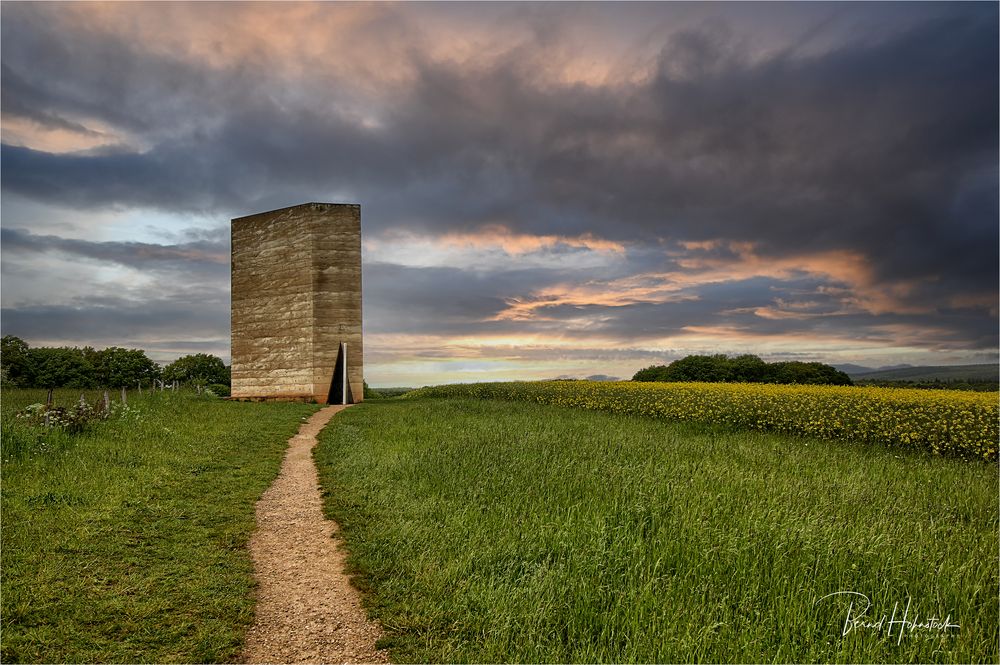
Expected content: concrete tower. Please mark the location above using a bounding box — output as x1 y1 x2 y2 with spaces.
230 202 363 403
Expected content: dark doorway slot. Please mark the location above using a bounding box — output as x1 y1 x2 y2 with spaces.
327 342 352 405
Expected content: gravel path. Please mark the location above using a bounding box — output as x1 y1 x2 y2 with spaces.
243 405 389 664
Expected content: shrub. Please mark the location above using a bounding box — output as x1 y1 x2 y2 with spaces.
16 396 112 434
205 384 231 397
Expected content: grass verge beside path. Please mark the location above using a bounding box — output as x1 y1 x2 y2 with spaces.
315 397 999 663
1 389 318 663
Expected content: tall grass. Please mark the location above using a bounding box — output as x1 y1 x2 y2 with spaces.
315 397 999 663
1 388 318 663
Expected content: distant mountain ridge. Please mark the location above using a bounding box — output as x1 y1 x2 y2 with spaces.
835 363 879 375
846 363 999 382
551 374 622 382
835 363 914 374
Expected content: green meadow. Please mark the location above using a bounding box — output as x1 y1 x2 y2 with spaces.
3 387 996 663
315 397 999 663
1 389 318 663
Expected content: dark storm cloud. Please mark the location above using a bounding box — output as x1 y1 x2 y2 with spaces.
364 261 583 336
1 295 229 358
1 66 106 138
1 2 997 363
1 227 228 275
3 4 995 270
0 12 228 138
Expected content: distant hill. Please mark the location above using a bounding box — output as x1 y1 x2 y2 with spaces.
836 363 878 375
850 364 999 382
550 374 621 382
585 374 621 382
836 363 915 375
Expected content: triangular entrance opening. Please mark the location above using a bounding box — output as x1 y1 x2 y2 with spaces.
327 342 352 404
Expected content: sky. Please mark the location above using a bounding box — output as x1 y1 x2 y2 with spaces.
1 2 997 387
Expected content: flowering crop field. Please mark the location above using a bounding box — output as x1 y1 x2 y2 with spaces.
407 381 999 461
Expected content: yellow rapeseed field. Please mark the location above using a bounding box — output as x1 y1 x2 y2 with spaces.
408 381 999 461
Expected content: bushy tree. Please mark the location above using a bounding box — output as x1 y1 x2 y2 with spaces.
632 354 852 386
662 354 735 382
91 347 161 387
162 353 229 386
729 354 768 382
631 365 670 382
1 335 33 386
763 361 852 386
30 347 97 388
1 337 171 388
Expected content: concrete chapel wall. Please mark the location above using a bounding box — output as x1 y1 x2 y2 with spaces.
231 202 363 403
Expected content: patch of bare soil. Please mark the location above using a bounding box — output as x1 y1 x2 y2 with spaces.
242 405 389 664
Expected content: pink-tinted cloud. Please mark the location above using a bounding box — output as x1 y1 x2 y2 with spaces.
438 225 625 255
367 225 624 258
0 115 127 154
666 241 931 316
491 240 930 325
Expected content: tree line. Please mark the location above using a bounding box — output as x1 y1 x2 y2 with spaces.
632 354 853 386
1 336 230 389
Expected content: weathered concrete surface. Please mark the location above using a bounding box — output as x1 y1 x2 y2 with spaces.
231 203 363 403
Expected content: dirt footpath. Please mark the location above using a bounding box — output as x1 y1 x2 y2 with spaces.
243 405 389 664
